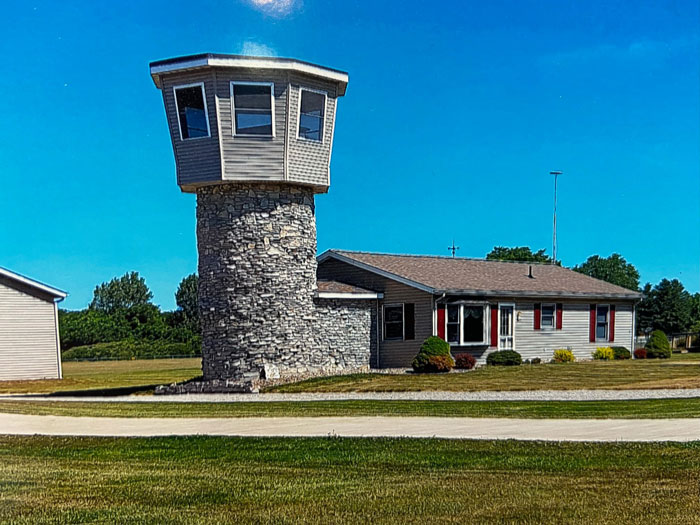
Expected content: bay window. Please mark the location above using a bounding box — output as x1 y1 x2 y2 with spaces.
444 303 488 345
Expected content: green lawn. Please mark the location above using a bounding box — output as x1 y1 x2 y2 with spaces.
269 357 700 393
3 397 700 419
0 358 202 395
0 436 699 524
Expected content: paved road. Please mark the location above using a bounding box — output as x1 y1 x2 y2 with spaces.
2 413 700 441
3 388 700 403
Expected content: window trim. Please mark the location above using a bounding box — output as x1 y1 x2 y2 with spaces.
540 302 556 331
382 303 405 341
595 304 610 342
173 82 211 141
230 81 276 138
443 302 489 346
296 86 327 144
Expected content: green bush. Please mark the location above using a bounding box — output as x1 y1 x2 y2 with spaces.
645 330 671 359
61 338 201 361
592 347 614 360
612 346 631 360
552 349 575 363
412 336 454 373
486 350 522 366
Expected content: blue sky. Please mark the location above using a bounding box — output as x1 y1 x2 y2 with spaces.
1 0 698 310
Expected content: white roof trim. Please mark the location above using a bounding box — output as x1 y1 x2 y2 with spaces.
151 55 349 93
317 251 437 294
316 292 383 300
0 267 67 300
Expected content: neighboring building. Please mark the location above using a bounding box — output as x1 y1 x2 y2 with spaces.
0 267 66 381
318 250 642 367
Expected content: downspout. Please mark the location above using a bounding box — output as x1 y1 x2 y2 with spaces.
53 298 64 380
434 293 446 336
376 299 380 368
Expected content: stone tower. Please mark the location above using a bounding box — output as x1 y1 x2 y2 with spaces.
150 54 348 384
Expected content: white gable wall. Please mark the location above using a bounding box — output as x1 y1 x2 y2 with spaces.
0 282 61 380
514 302 634 362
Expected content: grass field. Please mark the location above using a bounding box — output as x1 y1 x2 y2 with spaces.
0 358 201 395
0 436 699 524
3 397 700 419
269 356 700 393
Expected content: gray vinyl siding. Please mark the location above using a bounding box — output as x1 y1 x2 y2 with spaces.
513 302 635 362
0 282 61 380
161 71 222 189
317 259 432 368
216 68 288 183
286 73 337 189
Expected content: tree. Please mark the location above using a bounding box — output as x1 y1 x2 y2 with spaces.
636 279 693 334
573 253 640 291
485 246 553 263
89 272 153 314
175 274 199 320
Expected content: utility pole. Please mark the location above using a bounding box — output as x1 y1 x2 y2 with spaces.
448 240 460 258
550 171 563 264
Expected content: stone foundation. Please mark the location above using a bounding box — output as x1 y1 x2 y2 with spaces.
195 183 375 386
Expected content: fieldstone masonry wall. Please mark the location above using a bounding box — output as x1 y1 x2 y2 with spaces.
193 182 373 388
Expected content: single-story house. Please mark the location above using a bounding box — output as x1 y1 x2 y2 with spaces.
317 250 642 367
0 267 67 380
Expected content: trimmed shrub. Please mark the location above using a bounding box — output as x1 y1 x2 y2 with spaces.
612 346 631 360
412 336 454 373
61 338 201 361
633 348 647 359
454 353 477 370
552 349 575 363
486 350 522 366
592 347 614 361
530 357 542 365
645 330 671 359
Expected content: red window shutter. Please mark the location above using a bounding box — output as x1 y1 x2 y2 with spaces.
609 305 615 342
534 303 541 330
556 303 563 330
490 304 498 347
437 305 445 340
589 304 596 343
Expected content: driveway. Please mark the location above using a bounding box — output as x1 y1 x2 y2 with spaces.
2 413 699 441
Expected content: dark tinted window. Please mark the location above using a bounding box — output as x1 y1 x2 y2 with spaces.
233 83 273 136
384 305 404 340
298 90 325 141
463 306 484 343
175 85 209 139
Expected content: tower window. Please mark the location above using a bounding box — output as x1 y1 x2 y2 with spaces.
174 83 210 140
231 82 275 136
298 89 326 142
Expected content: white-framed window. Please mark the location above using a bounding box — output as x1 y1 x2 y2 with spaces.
541 303 556 330
231 82 275 137
383 304 404 341
444 303 488 346
297 88 326 142
596 304 609 341
173 83 211 140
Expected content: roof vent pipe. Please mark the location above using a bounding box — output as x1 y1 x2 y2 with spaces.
528 265 534 279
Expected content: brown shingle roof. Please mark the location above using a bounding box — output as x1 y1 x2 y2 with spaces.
321 251 641 300
317 280 375 294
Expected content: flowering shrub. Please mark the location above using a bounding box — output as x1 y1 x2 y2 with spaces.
633 348 647 359
426 354 455 372
552 349 575 363
412 336 454 372
593 347 615 360
454 353 477 370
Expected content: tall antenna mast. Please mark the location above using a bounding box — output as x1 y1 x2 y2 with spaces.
550 171 563 264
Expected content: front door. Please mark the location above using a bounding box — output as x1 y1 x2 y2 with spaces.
499 305 514 350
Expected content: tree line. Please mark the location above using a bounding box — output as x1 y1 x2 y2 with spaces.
486 246 700 336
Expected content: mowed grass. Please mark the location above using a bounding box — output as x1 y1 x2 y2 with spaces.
1 436 699 524
3 397 700 418
269 356 700 393
0 358 202 395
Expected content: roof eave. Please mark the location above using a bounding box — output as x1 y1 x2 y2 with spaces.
0 267 67 301
149 54 349 95
437 289 642 301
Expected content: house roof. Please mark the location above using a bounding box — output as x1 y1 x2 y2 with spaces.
0 266 67 301
149 53 349 95
318 250 642 300
316 280 382 299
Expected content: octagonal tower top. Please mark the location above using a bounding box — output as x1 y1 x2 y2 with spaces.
150 53 349 194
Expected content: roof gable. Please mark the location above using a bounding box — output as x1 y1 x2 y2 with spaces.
0 267 67 302
318 250 641 300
